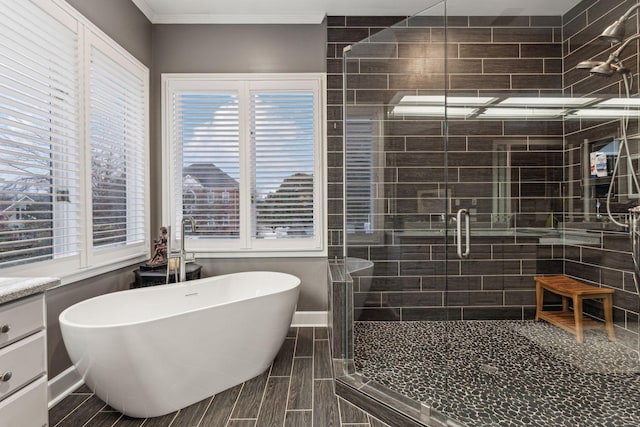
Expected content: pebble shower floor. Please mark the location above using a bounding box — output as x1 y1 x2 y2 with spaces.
354 320 640 427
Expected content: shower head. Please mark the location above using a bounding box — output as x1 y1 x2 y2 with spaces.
601 19 627 43
600 3 640 43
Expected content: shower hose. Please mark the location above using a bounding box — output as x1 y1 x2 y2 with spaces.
605 70 640 293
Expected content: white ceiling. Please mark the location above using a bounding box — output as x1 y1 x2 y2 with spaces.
131 0 584 24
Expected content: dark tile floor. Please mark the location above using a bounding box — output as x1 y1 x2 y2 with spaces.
49 327 390 427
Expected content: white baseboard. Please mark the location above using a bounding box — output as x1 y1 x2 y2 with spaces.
48 366 83 409
291 310 328 327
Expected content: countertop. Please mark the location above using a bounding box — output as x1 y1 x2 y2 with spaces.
0 277 59 304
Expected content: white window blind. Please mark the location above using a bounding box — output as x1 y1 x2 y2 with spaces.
89 46 146 249
0 0 81 268
251 91 316 240
174 92 240 239
345 116 375 234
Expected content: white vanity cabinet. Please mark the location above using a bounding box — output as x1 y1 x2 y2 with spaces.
0 293 48 427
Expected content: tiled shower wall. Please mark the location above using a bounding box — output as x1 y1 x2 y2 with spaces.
563 0 640 342
327 15 566 322
328 3 640 340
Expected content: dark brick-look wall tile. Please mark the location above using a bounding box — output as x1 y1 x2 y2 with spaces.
328 3 639 341
328 14 565 322
563 0 640 339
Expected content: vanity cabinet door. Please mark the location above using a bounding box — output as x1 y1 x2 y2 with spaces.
0 295 45 347
0 375 48 427
0 331 46 401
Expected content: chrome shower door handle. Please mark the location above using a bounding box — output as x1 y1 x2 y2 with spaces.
456 208 470 259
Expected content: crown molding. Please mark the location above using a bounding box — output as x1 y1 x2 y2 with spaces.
130 0 156 22
151 13 326 24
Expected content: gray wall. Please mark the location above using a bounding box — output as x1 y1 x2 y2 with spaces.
64 0 152 67
150 22 329 313
197 258 328 311
46 5 330 379
150 23 327 236
47 268 134 378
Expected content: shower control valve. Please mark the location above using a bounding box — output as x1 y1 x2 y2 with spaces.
0 371 12 382
0 324 9 334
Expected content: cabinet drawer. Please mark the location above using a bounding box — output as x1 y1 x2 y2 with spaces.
0 295 44 348
0 331 46 401
0 375 47 427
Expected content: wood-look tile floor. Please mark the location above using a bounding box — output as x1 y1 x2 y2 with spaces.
49 327 390 427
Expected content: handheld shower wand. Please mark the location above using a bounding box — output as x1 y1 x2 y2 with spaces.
577 20 640 293
576 34 640 77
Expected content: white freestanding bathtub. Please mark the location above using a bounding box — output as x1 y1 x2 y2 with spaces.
346 257 374 293
59 271 300 418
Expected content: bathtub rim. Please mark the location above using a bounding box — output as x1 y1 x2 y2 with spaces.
59 270 300 330
346 256 374 274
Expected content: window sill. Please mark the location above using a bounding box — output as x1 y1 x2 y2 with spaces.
186 249 327 259
54 254 150 288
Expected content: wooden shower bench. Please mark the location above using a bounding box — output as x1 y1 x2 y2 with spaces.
534 275 615 344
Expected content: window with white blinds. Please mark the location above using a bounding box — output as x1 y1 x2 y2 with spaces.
175 92 240 239
0 0 80 269
345 116 375 235
251 92 315 240
89 45 147 249
164 75 325 255
0 0 149 278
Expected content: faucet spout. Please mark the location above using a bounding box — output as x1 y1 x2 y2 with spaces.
180 217 195 282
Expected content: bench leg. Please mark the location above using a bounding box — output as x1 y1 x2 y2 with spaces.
573 295 584 344
603 295 616 342
535 281 543 322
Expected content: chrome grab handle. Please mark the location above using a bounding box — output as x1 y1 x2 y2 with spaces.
0 371 12 382
456 209 470 259
0 324 9 334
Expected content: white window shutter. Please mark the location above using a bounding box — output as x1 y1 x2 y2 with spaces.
345 116 375 234
251 91 316 240
173 91 241 239
0 0 81 268
89 46 146 248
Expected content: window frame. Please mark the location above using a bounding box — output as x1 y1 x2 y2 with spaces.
84 30 150 267
162 73 327 257
0 0 150 283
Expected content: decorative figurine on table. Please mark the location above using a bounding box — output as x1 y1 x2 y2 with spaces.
143 226 168 269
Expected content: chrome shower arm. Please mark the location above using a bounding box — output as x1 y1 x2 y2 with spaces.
610 33 640 62
618 3 640 25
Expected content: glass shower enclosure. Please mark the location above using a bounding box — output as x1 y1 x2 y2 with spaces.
338 0 640 426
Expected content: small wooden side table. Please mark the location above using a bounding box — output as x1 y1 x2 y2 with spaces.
132 263 202 288
534 275 615 344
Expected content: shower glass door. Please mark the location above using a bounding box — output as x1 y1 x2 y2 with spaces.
343 1 456 424
342 0 640 425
